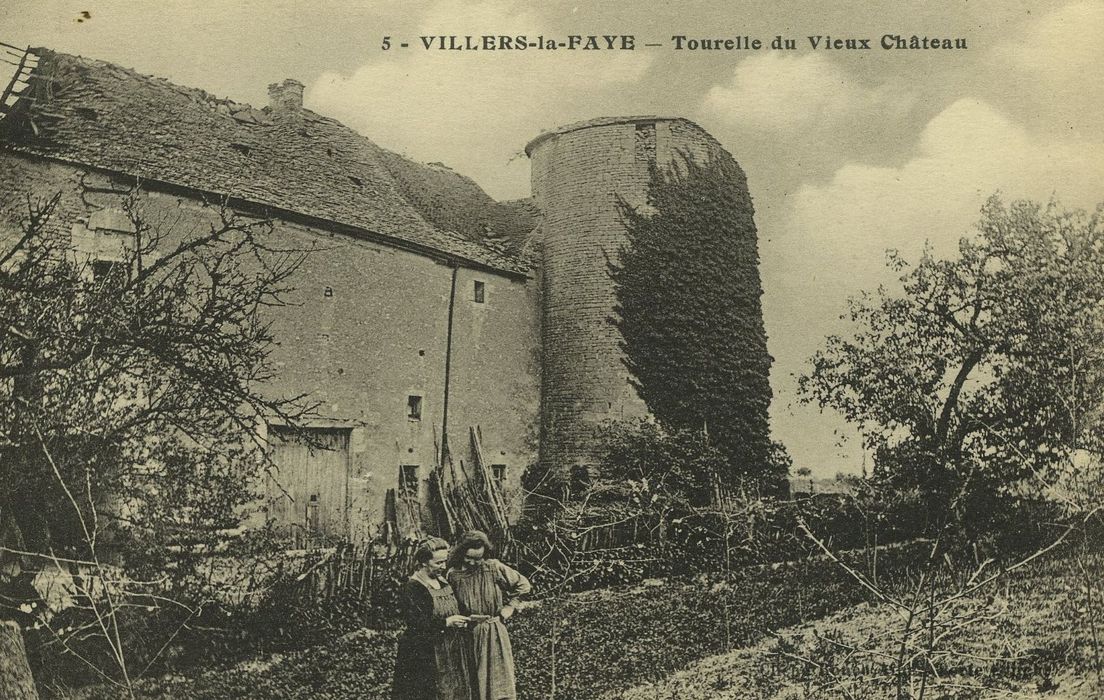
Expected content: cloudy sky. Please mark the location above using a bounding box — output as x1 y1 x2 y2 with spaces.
4 0 1102 476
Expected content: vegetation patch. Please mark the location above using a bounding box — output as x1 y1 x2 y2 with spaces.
617 548 1104 699
69 549 921 699
610 152 780 489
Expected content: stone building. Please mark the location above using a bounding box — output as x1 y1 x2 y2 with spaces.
0 47 763 542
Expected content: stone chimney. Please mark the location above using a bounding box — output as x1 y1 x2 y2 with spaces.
267 78 304 124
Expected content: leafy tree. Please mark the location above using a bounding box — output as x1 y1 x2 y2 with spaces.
610 153 783 491
799 197 1104 537
0 186 314 688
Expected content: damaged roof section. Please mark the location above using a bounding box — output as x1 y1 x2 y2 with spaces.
377 151 538 258
0 43 39 120
0 48 533 275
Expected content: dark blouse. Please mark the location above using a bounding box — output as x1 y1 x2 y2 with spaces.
400 578 453 632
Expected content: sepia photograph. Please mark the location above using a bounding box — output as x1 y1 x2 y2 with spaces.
1 1 1102 698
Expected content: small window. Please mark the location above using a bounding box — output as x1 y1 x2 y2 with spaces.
91 259 116 279
407 395 423 421
399 465 419 497
473 280 485 304
91 259 124 285
491 464 507 487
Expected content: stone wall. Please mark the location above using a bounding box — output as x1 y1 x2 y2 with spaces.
2 113 746 533
0 154 541 540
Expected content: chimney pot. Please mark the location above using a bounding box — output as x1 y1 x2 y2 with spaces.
268 79 304 122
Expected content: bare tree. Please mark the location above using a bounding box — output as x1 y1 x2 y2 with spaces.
0 184 317 694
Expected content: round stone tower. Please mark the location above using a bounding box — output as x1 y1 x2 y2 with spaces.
526 116 730 473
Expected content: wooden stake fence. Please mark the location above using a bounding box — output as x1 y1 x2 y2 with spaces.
291 541 417 608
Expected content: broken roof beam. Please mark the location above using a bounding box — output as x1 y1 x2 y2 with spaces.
0 46 32 117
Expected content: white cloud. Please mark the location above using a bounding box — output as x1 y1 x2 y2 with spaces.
305 0 653 199
994 1 1103 83
785 98 1102 277
989 1 1104 133
702 53 912 133
766 95 1103 418
765 96 1104 477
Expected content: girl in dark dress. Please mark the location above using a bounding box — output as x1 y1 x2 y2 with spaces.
392 537 473 700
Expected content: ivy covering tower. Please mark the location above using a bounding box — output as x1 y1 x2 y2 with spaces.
611 153 781 490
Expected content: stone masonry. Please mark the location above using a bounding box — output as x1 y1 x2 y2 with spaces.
526 116 727 471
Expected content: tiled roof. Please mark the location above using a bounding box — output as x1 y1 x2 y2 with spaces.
376 151 538 256
1 49 530 275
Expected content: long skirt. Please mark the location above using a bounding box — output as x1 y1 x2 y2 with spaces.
392 629 471 700
469 618 517 700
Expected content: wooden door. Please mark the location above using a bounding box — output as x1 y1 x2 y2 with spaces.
267 426 351 542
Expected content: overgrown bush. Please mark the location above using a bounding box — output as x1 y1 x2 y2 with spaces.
513 420 723 590
27 542 414 695
23 528 283 692
513 421 938 594
799 197 1104 544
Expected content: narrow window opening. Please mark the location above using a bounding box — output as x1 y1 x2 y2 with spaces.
306 494 321 533
407 395 423 421
399 464 420 498
634 122 656 164
491 464 507 489
473 280 485 304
